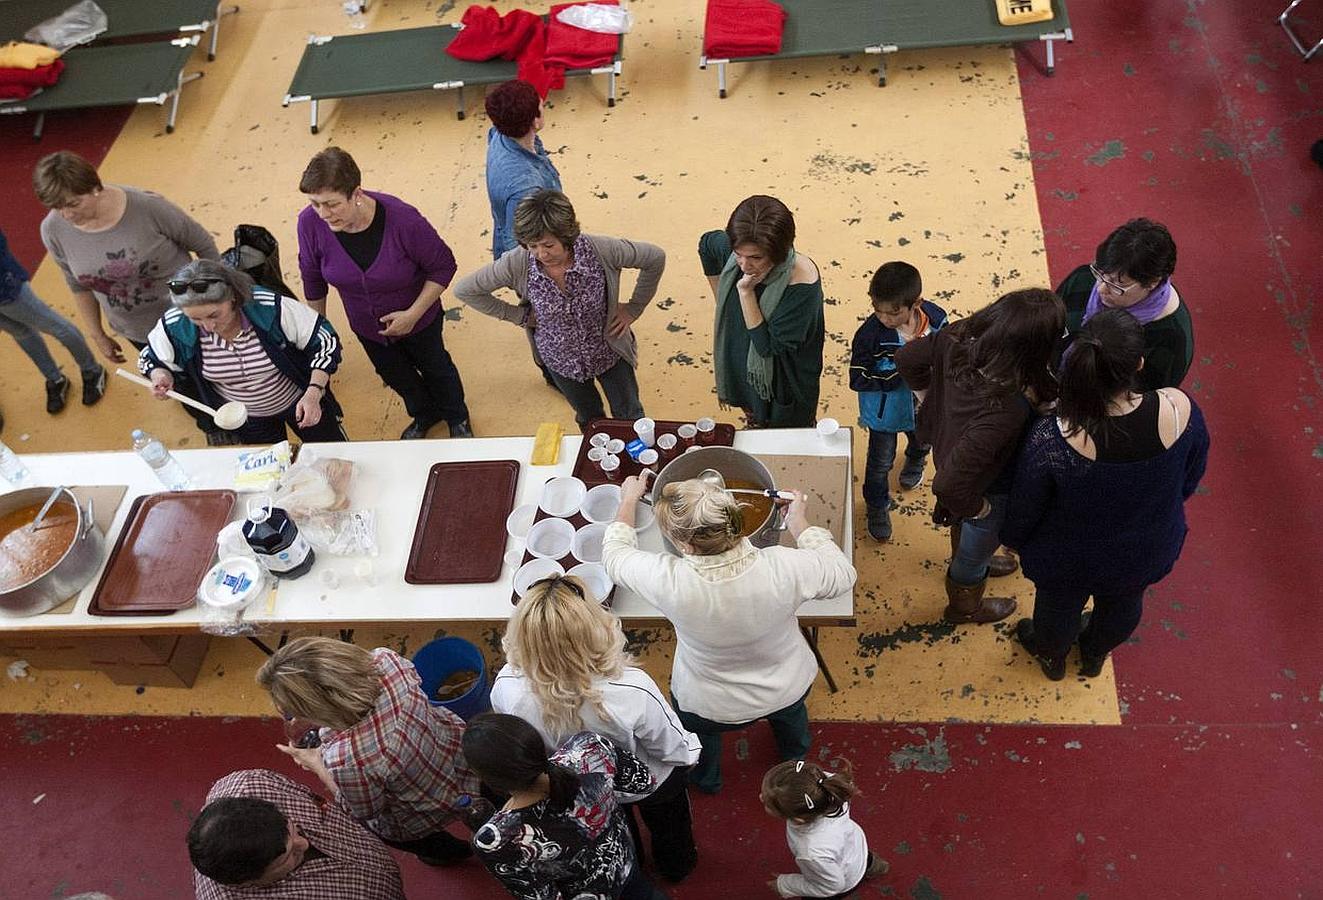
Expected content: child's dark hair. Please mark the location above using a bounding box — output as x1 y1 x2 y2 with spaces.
762 758 859 821
462 713 581 808
1057 308 1144 441
868 261 922 309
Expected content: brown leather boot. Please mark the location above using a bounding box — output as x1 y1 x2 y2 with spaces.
949 524 1020 577
943 574 1017 624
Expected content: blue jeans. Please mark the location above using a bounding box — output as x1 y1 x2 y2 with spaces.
863 428 927 509
0 282 98 382
947 493 1009 585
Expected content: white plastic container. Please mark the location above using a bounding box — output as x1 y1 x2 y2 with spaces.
198 556 267 611
580 483 621 524
526 517 574 560
514 557 564 598
539 476 587 517
571 522 608 564
567 562 613 603
505 504 538 541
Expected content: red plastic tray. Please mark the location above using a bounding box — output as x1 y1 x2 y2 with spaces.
406 460 520 585
571 418 737 487
90 490 237 615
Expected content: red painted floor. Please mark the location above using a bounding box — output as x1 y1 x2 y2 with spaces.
3 3 1322 898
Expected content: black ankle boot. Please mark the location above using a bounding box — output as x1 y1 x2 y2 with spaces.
1014 618 1066 681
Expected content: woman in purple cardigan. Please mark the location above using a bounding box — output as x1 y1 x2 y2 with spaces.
297 148 472 439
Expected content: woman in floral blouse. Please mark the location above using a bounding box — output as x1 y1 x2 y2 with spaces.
462 712 669 900
453 190 665 430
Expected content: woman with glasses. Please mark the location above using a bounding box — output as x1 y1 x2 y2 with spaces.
490 574 701 883
1056 218 1193 390
139 259 347 444
603 476 855 796
34 151 221 436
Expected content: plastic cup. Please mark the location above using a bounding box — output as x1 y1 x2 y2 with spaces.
514 558 565 599
600 454 621 482
696 417 716 445
589 432 610 448
525 517 574 560
353 559 377 587
816 417 841 443
571 522 609 564
567 562 613 603
505 504 538 541
587 447 606 463
637 448 659 467
676 423 697 450
539 476 587 517
605 438 626 456
580 483 622 523
632 417 656 447
504 547 525 569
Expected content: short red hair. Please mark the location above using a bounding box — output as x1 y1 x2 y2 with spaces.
485 80 541 138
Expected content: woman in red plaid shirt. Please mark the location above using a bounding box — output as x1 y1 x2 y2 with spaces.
258 637 481 866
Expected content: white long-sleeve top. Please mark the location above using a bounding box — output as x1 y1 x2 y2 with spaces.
602 523 856 724
775 803 869 898
489 663 701 803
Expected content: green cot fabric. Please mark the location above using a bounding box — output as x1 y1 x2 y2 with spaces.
880 0 1070 48
1058 264 1195 392
0 0 221 42
699 230 825 427
4 41 196 111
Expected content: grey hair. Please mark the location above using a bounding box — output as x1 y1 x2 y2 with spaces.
654 478 745 556
169 258 254 308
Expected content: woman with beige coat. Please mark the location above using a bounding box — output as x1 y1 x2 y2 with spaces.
452 190 664 429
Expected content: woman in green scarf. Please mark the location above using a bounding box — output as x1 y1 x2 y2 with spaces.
699 195 825 428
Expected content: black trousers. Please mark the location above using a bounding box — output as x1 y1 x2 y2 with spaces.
623 766 697 882
382 827 472 864
359 316 469 428
236 391 347 444
1031 581 1148 661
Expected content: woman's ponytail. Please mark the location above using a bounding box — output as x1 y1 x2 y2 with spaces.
1058 308 1144 439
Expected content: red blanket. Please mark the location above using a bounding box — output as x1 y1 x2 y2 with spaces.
0 59 64 100
704 0 787 58
446 6 563 98
545 1 619 70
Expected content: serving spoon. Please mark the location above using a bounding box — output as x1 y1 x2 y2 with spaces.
114 368 249 430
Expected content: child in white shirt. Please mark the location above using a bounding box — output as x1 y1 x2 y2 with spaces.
761 759 888 898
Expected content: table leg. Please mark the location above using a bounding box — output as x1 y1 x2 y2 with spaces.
339 629 355 644
310 98 319 134
801 626 838 694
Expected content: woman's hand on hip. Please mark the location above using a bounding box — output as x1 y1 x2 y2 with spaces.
148 368 174 399
606 307 636 338
295 390 324 428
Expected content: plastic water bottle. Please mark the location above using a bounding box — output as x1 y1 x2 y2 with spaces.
0 440 30 487
132 429 191 491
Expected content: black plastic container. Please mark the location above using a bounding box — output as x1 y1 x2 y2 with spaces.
243 502 315 579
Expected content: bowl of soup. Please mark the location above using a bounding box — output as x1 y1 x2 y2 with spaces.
0 487 105 617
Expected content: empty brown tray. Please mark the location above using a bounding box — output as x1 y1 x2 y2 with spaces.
406 460 520 585
90 489 237 615
571 418 737 487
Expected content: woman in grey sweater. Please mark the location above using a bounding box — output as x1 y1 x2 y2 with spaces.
452 190 664 430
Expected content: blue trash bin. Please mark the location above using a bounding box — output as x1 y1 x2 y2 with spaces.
412 636 491 721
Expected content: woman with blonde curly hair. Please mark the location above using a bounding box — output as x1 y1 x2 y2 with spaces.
603 476 856 796
490 574 701 883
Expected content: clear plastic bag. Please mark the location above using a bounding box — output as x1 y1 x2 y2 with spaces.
555 3 634 34
24 0 109 52
299 509 378 557
273 448 353 515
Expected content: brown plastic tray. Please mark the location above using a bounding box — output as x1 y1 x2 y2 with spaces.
90 489 237 615
406 460 520 585
571 418 737 487
511 480 616 608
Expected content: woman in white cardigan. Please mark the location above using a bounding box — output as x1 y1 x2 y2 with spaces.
490 574 701 882
603 475 856 795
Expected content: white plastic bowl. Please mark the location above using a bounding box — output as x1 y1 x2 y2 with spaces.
198 556 267 611
567 562 613 603
514 557 564 598
525 517 574 560
505 504 537 541
579 483 621 524
539 476 587 517
571 522 608 564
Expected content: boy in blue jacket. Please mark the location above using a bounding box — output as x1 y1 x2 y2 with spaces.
849 262 948 541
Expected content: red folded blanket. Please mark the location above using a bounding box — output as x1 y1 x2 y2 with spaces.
704 0 787 59
447 5 562 98
545 1 619 70
0 59 64 100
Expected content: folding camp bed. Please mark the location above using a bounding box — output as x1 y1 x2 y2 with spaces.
0 0 238 60
700 0 883 98
0 35 204 139
283 22 624 134
1279 0 1321 61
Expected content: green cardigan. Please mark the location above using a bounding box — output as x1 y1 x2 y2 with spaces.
699 231 824 427
1058 264 1195 391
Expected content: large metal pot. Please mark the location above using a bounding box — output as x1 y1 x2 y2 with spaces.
0 487 103 617
644 446 786 554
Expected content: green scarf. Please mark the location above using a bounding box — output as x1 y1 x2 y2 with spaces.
713 248 796 403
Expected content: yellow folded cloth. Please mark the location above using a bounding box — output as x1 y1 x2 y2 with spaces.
531 422 565 466
995 0 1054 26
0 41 62 70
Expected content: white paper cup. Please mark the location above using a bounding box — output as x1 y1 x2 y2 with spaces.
589 432 610 448
567 562 613 603
600 454 621 482
571 522 608 564
505 504 538 541
526 517 574 559
657 433 677 451
580 483 622 523
638 448 659 466
504 547 525 569
816 417 841 441
633 417 656 447
539 476 587 517
587 446 606 463
514 557 565 598
605 438 626 455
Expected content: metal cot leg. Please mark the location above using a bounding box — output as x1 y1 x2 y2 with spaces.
456 85 466 120
1046 36 1056 75
608 67 616 106
209 3 240 61
167 71 205 133
32 111 45 141
878 56 887 86
310 98 319 134
718 61 727 98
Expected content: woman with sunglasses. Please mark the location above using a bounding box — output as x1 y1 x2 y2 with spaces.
491 574 701 883
1056 218 1194 391
34 151 221 436
139 259 347 444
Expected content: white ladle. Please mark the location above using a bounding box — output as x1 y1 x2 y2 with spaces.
114 368 249 430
